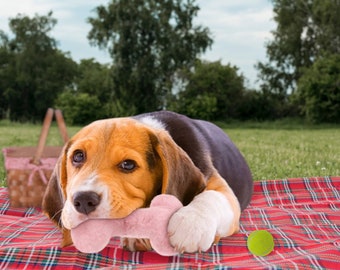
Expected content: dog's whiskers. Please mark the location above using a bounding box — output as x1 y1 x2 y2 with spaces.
48 208 64 228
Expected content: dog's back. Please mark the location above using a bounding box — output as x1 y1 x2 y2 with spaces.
135 111 253 210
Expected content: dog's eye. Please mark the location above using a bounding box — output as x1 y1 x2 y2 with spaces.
119 159 137 172
72 150 85 166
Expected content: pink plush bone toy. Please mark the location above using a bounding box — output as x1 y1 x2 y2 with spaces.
71 194 183 256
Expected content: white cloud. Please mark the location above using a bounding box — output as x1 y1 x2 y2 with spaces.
0 0 275 88
195 0 275 87
0 1 50 16
0 0 110 62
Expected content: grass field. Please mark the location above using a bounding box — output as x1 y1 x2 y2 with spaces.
0 119 339 186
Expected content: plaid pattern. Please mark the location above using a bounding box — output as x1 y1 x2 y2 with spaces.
0 177 339 269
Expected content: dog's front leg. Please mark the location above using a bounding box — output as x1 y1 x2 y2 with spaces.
168 186 240 253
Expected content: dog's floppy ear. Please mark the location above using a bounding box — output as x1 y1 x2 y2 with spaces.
42 142 70 227
150 130 206 206
42 142 73 247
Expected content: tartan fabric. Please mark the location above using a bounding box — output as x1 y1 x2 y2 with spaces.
0 177 339 269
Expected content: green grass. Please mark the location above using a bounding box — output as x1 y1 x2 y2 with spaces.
225 127 339 180
0 119 339 186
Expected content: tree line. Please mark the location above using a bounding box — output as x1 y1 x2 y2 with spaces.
0 0 339 125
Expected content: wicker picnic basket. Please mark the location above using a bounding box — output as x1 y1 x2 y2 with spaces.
2 108 68 208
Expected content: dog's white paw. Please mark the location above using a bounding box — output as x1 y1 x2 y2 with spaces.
168 190 239 253
168 205 217 253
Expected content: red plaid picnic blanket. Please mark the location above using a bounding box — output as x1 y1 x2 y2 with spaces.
0 176 339 269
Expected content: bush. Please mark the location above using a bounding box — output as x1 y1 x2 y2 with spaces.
297 54 340 123
55 91 105 125
172 60 245 120
239 89 298 121
178 93 217 120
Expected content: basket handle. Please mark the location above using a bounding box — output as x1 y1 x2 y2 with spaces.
31 108 69 165
55 109 69 143
31 108 54 165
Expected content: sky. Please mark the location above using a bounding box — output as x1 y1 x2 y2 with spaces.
0 0 276 89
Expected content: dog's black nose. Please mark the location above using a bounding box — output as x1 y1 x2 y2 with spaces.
73 191 101 215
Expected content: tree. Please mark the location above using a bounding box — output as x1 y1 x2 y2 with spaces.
256 0 340 96
2 12 77 121
0 31 14 118
88 0 212 115
74 59 114 104
171 60 246 120
296 54 340 123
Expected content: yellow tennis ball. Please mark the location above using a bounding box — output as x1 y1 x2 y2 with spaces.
247 230 274 256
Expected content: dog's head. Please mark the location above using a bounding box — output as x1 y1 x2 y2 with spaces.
42 117 205 239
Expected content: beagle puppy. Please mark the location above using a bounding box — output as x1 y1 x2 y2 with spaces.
42 111 253 253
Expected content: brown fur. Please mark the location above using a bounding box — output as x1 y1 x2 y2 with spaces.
43 112 252 251
43 118 207 247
